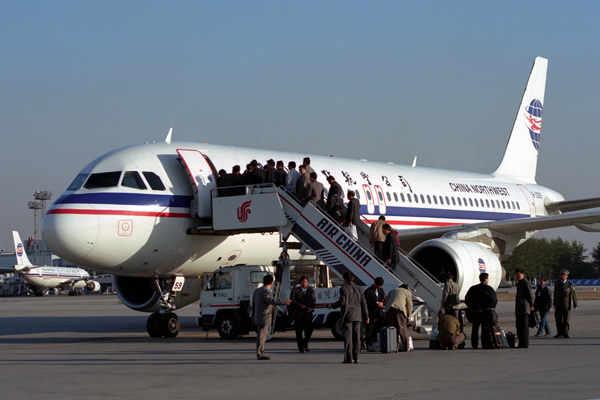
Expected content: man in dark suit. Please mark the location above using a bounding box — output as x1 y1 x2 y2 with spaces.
327 272 369 364
295 165 309 201
289 276 316 353
326 176 343 206
514 268 534 348
305 172 325 208
464 273 498 349
221 165 244 196
344 190 360 238
248 159 266 184
381 224 400 271
252 275 291 360
361 277 386 350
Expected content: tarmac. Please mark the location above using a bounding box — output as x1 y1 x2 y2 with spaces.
0 295 599 400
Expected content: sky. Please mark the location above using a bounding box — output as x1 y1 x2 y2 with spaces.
2 1 600 256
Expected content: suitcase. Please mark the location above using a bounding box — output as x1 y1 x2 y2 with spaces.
482 323 505 349
380 327 398 353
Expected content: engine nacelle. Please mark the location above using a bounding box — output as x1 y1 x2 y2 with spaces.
85 281 101 292
113 276 202 312
410 238 502 299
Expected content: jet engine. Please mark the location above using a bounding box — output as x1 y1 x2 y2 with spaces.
113 276 202 312
409 238 503 299
85 281 101 292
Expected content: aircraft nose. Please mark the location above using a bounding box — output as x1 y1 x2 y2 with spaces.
41 211 99 265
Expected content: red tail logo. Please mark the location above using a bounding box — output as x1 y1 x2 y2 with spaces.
237 200 252 223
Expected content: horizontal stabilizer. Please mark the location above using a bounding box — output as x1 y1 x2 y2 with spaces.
545 197 600 213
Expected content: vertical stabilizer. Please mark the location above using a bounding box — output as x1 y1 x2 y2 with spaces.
12 231 33 266
492 57 548 183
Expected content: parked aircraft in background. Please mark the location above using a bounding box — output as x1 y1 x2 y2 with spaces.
12 231 103 295
41 57 600 336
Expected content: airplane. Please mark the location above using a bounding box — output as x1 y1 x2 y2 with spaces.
41 56 600 337
12 231 103 295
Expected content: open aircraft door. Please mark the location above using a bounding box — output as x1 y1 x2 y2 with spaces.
374 185 386 215
362 184 375 215
177 149 217 218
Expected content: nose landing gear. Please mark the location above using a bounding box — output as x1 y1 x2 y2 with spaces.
145 277 184 338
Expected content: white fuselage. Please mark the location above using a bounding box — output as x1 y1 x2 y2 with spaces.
41 141 564 278
17 266 90 289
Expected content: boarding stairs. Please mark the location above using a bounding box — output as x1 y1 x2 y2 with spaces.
192 184 443 324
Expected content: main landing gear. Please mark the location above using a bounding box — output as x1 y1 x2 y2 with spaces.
145 277 183 338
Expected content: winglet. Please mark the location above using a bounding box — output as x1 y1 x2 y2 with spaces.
12 231 33 266
492 57 548 183
165 128 173 144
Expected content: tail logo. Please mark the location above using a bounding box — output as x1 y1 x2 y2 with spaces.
478 258 487 274
16 243 23 257
524 99 543 150
237 200 252 223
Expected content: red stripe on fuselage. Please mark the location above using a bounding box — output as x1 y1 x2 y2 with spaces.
47 209 190 218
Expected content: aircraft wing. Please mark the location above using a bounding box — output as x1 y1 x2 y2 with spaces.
545 197 600 213
70 274 112 284
396 209 600 249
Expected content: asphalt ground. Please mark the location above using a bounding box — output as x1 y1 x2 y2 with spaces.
0 295 599 400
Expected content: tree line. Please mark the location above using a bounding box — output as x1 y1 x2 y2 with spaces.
502 237 600 281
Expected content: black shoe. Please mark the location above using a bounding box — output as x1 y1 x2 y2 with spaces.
342 360 353 364
304 347 309 352
298 348 304 353
257 355 271 360
563 334 570 338
553 334 563 338
534 334 542 337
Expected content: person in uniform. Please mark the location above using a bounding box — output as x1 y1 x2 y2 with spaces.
464 273 498 349
440 272 460 320
515 268 534 348
289 276 316 353
252 275 291 360
553 269 578 338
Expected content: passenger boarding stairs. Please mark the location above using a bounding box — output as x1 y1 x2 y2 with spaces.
195 184 443 324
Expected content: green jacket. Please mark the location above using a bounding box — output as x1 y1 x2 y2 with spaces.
553 280 578 310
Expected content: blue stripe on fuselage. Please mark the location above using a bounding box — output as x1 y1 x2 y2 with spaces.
53 193 193 208
359 204 525 221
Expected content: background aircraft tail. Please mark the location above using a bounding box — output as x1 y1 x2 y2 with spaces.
492 57 548 183
12 231 33 267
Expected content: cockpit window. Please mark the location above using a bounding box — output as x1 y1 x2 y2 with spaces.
83 172 122 189
122 171 147 190
67 174 88 190
143 172 166 191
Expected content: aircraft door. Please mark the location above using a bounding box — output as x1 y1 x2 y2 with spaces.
176 149 217 218
362 184 375 215
517 184 536 217
374 185 386 215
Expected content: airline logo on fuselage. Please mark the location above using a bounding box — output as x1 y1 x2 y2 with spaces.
478 258 486 274
237 200 252 223
525 99 543 151
316 218 372 267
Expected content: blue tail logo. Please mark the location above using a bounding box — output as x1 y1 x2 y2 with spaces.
525 99 543 150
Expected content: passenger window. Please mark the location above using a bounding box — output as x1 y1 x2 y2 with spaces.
427 195 431 204
497 200 501 208
67 174 88 191
401 193 405 202
394 193 399 202
206 271 233 290
512 201 516 209
463 197 467 206
386 192 391 202
143 172 166 191
407 193 412 203
474 199 479 207
446 196 450 205
486 199 490 208
507 201 511 209
439 196 444 205
452 197 456 206
469 198 473 207
366 191 372 201
414 194 419 203
433 196 438 205
502 201 506 209
355 191 361 200
516 202 520 210
122 171 147 190
378 192 384 202
84 172 122 189
457 198 462 206
421 195 425 203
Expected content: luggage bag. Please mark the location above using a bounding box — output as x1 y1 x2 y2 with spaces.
380 327 398 353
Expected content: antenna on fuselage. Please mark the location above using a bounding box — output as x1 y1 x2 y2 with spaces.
412 156 417 167
165 128 173 144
